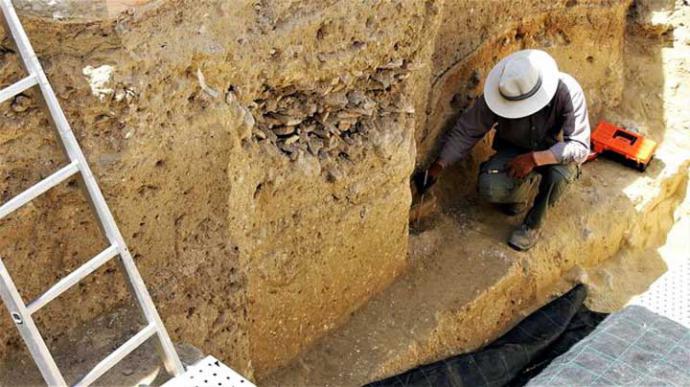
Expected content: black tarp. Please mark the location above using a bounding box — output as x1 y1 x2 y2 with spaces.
366 285 607 387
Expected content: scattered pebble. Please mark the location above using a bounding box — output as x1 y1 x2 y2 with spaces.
11 94 31 112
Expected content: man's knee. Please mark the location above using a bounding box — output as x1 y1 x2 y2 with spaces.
543 164 577 205
478 172 512 203
544 164 576 187
478 171 536 204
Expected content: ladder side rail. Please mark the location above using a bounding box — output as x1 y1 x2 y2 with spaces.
0 1 124 245
0 258 67 386
1 0 184 378
0 0 31 76
114 250 185 375
0 3 67 386
0 1 98 241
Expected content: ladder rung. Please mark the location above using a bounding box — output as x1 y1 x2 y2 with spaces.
26 245 119 315
74 323 157 387
0 74 38 104
0 161 79 221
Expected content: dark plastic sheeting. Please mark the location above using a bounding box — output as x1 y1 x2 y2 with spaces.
366 285 606 387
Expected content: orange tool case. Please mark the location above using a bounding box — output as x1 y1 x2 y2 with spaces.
589 121 657 171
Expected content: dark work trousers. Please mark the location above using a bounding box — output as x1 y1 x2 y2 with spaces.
477 146 578 229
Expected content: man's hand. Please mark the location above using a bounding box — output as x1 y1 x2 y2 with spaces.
413 161 444 195
506 153 537 179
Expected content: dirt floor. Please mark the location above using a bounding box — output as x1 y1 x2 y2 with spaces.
584 2 690 313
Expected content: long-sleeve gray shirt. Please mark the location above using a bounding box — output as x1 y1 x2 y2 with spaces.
438 72 591 166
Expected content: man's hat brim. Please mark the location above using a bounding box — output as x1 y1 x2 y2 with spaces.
484 49 560 119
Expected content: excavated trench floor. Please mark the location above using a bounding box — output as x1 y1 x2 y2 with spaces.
264 6 690 387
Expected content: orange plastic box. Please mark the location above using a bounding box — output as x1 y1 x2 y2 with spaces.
591 121 657 171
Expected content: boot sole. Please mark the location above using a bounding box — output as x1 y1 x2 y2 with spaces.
507 240 533 251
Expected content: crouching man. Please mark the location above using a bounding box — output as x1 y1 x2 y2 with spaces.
416 49 591 251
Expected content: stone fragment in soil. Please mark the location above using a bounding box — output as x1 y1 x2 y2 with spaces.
273 125 296 136
11 95 31 112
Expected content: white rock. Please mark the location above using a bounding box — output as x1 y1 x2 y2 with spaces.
82 65 115 101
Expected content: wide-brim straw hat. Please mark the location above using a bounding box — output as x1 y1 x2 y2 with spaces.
484 49 559 119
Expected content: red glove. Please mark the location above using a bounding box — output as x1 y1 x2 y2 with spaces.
428 161 444 179
507 153 537 179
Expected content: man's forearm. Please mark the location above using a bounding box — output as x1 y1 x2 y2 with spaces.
532 149 559 166
549 140 590 165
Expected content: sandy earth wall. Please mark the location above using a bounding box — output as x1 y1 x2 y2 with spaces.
264 2 690 384
0 0 435 379
0 0 632 381
416 0 631 200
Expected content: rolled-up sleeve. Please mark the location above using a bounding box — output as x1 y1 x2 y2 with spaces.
438 95 496 167
549 79 591 164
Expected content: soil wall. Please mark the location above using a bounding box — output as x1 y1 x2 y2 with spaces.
418 0 631 201
0 0 630 380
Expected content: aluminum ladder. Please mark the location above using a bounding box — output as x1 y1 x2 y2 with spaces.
0 1 184 385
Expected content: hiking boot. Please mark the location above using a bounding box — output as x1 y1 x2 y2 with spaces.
508 224 539 251
500 202 529 216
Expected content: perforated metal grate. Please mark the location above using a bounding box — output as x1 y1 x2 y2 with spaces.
527 306 690 386
163 356 255 387
527 251 690 386
632 260 690 328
